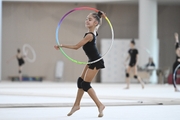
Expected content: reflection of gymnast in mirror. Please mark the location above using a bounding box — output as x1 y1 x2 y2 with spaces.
172 33 180 92
146 57 155 68
124 39 144 89
16 49 25 81
7 49 25 81
145 57 156 75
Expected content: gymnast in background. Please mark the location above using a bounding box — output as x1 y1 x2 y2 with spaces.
124 39 144 89
7 48 26 81
172 33 180 92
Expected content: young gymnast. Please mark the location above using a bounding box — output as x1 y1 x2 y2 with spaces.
124 39 144 89
54 11 105 117
7 48 25 81
172 32 180 92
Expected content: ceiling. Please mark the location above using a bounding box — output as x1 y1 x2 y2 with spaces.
2 0 180 4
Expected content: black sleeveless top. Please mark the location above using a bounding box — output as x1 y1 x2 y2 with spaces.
16 56 25 66
175 42 180 61
128 48 138 67
83 32 101 61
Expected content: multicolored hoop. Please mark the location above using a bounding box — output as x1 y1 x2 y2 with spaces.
56 7 114 64
173 64 180 88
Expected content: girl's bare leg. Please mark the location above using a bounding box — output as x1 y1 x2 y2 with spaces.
19 66 22 81
67 89 84 116
67 65 88 116
175 88 180 92
84 68 105 117
138 77 144 89
87 88 105 117
125 66 131 89
133 66 144 89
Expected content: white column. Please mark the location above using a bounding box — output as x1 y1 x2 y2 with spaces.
139 0 159 84
0 0 2 81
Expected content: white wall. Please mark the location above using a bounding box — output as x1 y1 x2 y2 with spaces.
2 2 180 82
2 2 96 81
0 0 1 80
139 0 158 83
101 39 141 83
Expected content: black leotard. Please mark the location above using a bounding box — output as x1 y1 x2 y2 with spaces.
17 56 25 66
128 48 138 67
83 32 105 70
172 42 180 88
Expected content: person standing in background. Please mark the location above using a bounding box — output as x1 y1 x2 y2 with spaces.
124 39 144 89
172 32 180 92
7 48 25 81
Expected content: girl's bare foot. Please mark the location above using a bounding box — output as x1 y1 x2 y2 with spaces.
175 88 180 92
98 105 105 117
67 106 80 116
141 83 144 89
124 86 129 89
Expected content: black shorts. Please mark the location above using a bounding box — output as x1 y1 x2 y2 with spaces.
88 59 105 70
173 61 180 72
18 59 25 66
129 62 136 67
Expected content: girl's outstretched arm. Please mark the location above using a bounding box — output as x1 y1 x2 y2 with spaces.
7 55 16 63
124 54 130 66
54 33 93 50
135 54 138 66
125 55 130 62
175 32 179 43
175 33 179 49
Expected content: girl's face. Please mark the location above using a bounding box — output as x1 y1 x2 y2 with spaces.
177 48 180 57
130 42 134 48
149 57 153 62
85 13 98 28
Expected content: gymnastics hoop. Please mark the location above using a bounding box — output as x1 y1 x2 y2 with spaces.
22 44 36 63
173 64 180 87
56 7 114 64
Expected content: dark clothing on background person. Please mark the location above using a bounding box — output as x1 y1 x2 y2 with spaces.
128 49 138 67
